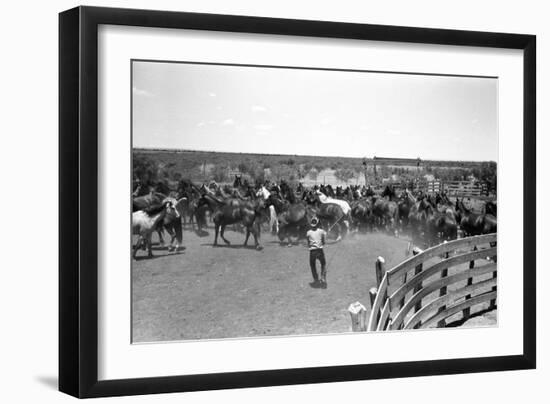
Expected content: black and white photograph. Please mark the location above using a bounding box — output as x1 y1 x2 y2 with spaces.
0 0 543 402
131 60 498 342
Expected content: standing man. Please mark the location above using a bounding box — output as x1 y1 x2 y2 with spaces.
306 217 328 289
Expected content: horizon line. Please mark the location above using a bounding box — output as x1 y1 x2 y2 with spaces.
133 147 496 164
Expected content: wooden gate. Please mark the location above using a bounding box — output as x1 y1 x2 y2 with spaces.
414 180 491 197
444 181 487 197
349 234 497 332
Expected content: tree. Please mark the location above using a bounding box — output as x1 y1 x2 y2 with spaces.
133 154 158 185
334 168 356 183
296 164 308 180
308 168 319 182
238 160 251 174
158 162 181 181
271 164 294 181
314 162 326 173
211 164 229 183
302 162 314 173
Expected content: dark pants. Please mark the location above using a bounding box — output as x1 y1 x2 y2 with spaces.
309 248 326 282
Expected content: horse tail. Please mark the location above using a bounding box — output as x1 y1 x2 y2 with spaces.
269 205 278 234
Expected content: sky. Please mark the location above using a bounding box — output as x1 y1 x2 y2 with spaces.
132 61 497 162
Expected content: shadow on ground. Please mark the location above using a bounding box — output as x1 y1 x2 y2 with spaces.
35 375 58 390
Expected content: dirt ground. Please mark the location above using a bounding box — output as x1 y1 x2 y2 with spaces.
132 227 411 342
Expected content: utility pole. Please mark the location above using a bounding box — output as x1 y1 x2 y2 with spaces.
362 157 368 186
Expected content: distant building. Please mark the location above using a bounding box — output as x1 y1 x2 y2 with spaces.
373 156 422 169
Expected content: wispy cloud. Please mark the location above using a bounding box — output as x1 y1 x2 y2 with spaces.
196 122 205 127
251 105 267 112
133 86 154 97
208 92 217 97
387 129 401 135
222 118 235 126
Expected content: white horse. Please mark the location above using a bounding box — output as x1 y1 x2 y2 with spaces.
315 190 351 214
256 186 278 234
132 201 178 258
315 190 351 238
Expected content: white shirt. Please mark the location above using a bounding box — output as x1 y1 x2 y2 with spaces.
307 228 327 250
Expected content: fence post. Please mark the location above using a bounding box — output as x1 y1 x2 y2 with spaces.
437 241 449 328
375 256 385 287
367 287 380 331
348 302 367 332
462 245 477 320
490 240 497 309
412 247 423 320
396 245 411 310
489 269 497 309
372 258 385 331
369 287 378 309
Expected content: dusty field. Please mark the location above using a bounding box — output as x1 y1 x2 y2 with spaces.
132 228 411 342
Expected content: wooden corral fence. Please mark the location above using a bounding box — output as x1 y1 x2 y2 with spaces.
406 180 493 197
443 181 489 197
348 233 497 332
378 180 491 198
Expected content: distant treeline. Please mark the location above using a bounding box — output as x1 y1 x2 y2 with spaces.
133 148 497 189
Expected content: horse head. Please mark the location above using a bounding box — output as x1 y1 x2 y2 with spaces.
233 175 242 188
457 198 469 213
302 190 318 205
161 197 181 219
382 185 397 200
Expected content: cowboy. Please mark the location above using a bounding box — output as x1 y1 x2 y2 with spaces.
306 217 328 289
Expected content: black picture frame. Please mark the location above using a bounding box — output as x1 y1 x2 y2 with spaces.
59 6 536 398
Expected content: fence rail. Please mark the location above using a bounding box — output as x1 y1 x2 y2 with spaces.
417 180 492 197
348 233 497 332
380 180 493 197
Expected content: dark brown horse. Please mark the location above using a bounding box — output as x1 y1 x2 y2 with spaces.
434 192 458 221
175 180 204 229
396 190 416 230
200 193 267 249
155 205 183 252
267 193 315 246
423 203 458 245
456 199 497 236
408 196 432 239
132 191 166 212
372 187 399 232
213 198 267 250
350 198 373 232
484 200 497 217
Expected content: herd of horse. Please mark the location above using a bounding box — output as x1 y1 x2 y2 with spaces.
131 177 497 258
